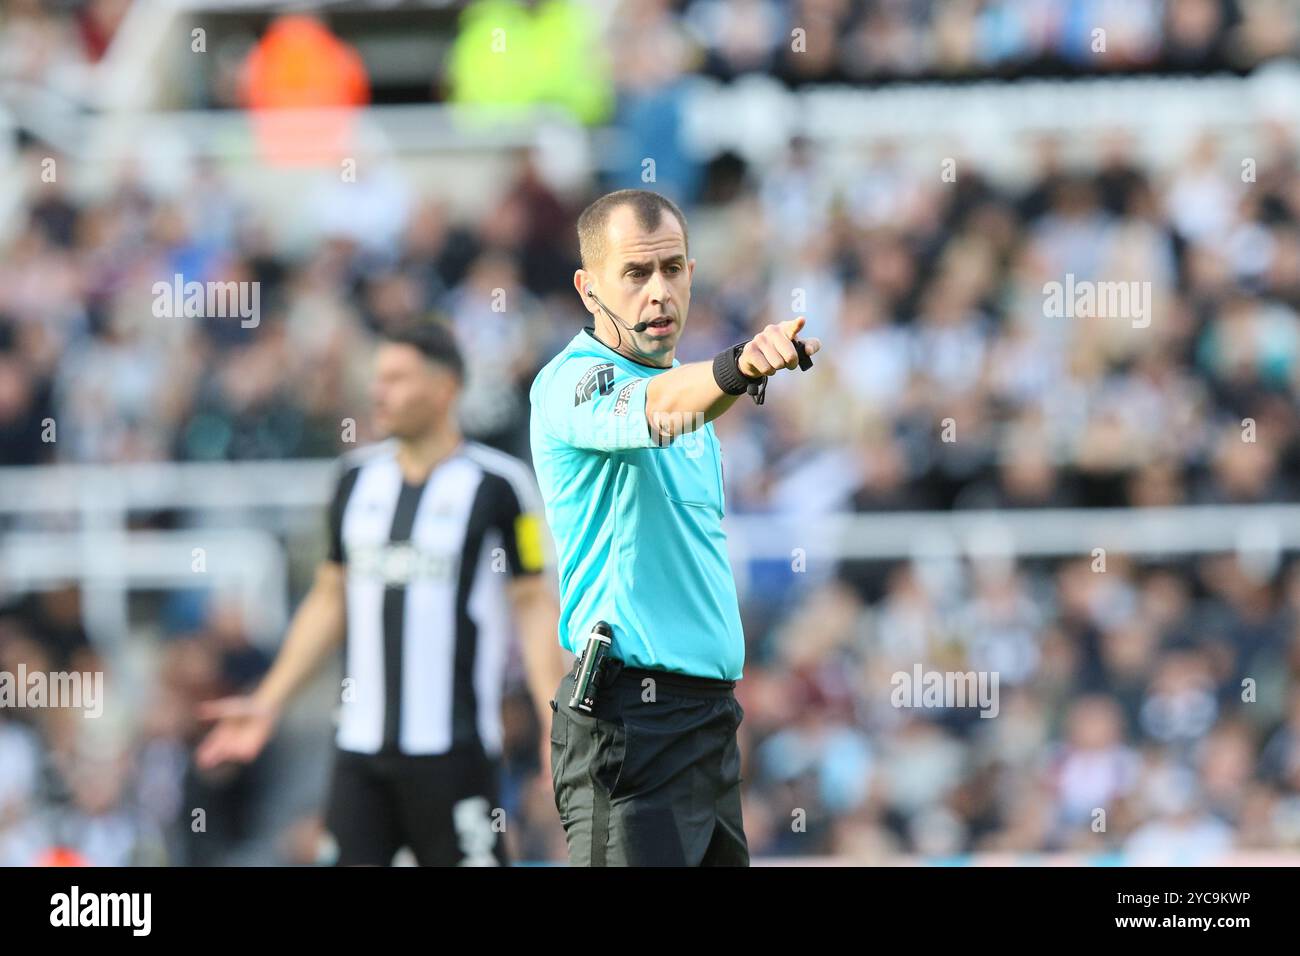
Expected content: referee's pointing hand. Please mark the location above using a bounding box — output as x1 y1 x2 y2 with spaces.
738 316 822 378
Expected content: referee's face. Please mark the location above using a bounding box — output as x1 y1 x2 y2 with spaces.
583 204 694 367
371 343 457 440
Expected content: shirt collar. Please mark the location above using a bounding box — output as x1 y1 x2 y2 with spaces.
580 325 677 371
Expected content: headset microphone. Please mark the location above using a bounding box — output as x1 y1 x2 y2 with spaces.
587 289 649 334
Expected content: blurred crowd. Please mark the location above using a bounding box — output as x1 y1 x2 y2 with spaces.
740 552 1300 861
0 0 127 93
666 0 1298 82
2 0 1300 865
5 0 1299 114
10 123 1299 505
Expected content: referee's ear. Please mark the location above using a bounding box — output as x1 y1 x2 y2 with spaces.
573 269 599 316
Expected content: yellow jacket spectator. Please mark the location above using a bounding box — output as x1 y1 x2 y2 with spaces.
448 0 613 126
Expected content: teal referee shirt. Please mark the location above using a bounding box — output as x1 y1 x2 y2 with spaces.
528 326 745 681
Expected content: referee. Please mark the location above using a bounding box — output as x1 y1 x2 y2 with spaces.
197 322 566 866
529 189 821 866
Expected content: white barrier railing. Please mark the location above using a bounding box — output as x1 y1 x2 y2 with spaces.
682 61 1300 171
3 460 1297 649
0 528 289 647
5 58 1298 239
3 460 1298 557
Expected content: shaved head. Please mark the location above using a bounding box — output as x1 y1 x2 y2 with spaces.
577 189 690 271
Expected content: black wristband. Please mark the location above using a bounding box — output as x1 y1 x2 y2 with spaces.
713 343 762 395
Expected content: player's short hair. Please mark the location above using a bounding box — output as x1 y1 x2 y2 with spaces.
381 320 465 383
577 189 690 271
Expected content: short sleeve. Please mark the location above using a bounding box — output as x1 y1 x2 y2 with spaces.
535 357 667 452
326 463 361 564
482 472 547 577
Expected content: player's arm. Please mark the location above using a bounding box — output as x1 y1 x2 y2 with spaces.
250 560 347 713
644 317 821 440
508 573 567 730
196 462 357 769
487 475 567 728
195 560 346 768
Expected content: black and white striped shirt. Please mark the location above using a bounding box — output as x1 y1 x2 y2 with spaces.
326 439 546 757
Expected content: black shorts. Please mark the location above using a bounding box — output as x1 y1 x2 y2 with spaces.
323 746 508 866
550 663 749 867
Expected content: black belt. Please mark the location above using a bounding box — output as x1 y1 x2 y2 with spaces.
574 657 735 699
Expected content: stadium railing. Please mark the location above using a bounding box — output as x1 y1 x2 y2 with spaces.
3 459 1297 655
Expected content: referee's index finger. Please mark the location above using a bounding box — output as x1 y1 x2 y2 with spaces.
778 316 806 339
